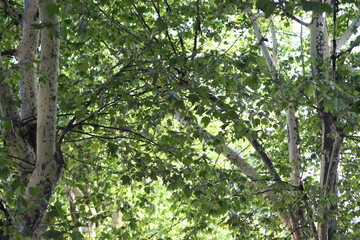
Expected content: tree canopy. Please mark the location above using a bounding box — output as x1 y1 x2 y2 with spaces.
0 0 359 239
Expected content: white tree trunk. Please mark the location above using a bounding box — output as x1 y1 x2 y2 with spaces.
19 0 63 238
18 0 39 122
286 109 302 186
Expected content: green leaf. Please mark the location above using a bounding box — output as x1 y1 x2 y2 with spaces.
201 116 211 127
77 18 88 39
227 110 238 119
74 108 86 119
121 175 132 185
0 167 10 180
43 230 64 240
243 74 259 90
256 0 276 18
75 61 89 72
122 212 132 221
45 3 60 17
137 6 147 15
301 1 332 14
256 57 267 67
70 232 84 240
351 100 360 113
28 187 41 197
197 86 209 98
107 142 119 155
54 201 66 218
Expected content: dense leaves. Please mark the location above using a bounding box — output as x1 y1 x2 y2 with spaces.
0 0 360 239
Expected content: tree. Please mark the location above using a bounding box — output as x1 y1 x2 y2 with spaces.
0 0 359 239
1 0 61 239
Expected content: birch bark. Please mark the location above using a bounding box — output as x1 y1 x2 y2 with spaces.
20 0 63 238
18 0 39 122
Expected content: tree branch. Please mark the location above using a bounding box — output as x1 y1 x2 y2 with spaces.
244 6 279 82
269 17 280 71
191 0 201 60
246 137 282 182
333 12 360 51
173 111 260 179
325 132 343 195
278 3 310 27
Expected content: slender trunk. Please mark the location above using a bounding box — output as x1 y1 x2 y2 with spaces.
286 109 302 186
18 0 39 122
20 0 63 237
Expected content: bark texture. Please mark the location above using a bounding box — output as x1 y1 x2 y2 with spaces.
22 0 62 238
0 0 63 239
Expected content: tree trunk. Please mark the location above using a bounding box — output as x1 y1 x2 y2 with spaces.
0 0 63 238
21 0 62 237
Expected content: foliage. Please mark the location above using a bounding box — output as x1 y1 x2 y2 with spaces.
0 0 360 239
